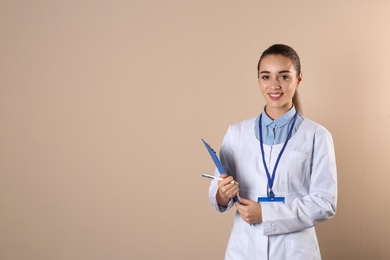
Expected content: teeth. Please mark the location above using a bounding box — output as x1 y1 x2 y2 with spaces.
270 93 281 97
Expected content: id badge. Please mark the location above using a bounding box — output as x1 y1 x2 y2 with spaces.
258 197 285 203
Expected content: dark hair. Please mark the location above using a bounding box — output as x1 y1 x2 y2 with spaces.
257 44 302 114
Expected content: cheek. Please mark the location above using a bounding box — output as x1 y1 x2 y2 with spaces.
283 83 297 92
259 84 268 97
258 81 267 91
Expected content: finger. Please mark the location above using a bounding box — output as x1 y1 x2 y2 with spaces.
237 195 247 205
218 182 233 194
218 175 239 186
221 175 234 185
218 184 237 198
237 196 256 206
223 186 238 199
235 197 246 209
232 187 239 197
218 178 235 190
237 196 254 205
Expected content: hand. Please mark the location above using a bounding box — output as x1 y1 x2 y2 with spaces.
235 196 262 224
216 174 239 207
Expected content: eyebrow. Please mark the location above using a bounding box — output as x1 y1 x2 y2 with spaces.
259 70 292 74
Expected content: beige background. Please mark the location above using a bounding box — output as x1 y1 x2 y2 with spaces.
1 0 390 259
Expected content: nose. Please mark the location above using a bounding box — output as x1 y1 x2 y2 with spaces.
270 78 281 90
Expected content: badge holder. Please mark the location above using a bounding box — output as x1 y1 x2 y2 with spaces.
258 197 285 203
258 188 285 203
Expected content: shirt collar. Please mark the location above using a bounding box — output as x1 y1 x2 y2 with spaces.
261 106 297 128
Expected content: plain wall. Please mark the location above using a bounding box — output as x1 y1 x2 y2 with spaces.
1 0 390 259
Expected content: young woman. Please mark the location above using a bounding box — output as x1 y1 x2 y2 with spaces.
208 44 337 259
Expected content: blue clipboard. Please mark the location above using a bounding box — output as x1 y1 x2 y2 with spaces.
201 139 226 174
201 139 240 203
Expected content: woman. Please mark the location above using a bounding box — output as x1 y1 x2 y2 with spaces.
208 44 337 259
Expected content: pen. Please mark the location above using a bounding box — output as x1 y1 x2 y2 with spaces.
202 174 239 185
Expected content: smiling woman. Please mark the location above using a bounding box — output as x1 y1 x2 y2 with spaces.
206 44 337 260
257 44 303 119
258 54 301 119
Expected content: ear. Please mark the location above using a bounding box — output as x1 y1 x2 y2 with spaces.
297 72 302 85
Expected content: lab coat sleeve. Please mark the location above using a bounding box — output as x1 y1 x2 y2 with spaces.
208 126 236 213
261 129 337 236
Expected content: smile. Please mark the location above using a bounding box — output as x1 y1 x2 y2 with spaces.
268 93 283 100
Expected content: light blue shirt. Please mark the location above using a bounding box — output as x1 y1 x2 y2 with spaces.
254 106 304 145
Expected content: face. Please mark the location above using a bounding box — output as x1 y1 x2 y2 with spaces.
258 54 302 119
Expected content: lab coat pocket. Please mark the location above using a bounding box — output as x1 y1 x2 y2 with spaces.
286 239 321 260
283 150 310 186
225 213 250 259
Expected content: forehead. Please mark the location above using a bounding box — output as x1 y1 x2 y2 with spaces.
259 54 296 73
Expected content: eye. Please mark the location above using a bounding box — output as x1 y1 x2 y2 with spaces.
261 75 269 80
280 75 290 80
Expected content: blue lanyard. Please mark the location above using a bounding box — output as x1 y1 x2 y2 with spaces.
259 112 298 199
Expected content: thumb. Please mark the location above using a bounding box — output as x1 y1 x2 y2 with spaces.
237 196 253 205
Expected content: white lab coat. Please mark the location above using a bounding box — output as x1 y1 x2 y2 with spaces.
209 117 337 260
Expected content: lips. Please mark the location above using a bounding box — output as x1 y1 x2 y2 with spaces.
268 93 283 101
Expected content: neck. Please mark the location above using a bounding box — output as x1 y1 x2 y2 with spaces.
265 105 292 120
